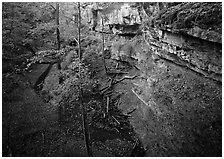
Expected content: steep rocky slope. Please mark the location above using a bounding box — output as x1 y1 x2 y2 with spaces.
100 2 222 156
103 34 221 156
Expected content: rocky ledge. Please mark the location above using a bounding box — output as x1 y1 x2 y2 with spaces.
143 2 222 82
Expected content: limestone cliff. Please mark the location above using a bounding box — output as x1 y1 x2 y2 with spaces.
155 2 222 43
104 2 221 83
141 2 222 82
102 3 222 156
85 3 142 34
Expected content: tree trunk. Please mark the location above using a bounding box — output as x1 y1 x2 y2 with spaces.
56 3 60 50
55 3 61 70
102 16 107 73
78 2 93 157
78 3 82 60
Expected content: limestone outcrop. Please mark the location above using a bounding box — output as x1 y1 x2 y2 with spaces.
155 2 222 43
86 3 142 35
141 2 222 82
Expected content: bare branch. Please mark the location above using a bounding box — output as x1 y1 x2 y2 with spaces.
112 116 120 125
113 75 138 84
49 4 56 10
106 97 109 114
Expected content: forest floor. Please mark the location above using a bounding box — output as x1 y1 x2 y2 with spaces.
2 42 222 157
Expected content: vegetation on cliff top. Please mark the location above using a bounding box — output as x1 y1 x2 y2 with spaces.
155 2 222 35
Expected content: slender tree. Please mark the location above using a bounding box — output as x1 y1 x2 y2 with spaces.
56 3 60 50
55 3 62 70
101 16 107 73
78 2 93 157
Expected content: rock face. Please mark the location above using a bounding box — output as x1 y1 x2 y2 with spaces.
144 28 222 82
141 2 222 82
104 3 222 82
106 3 141 34
107 3 222 156
106 3 141 25
155 2 222 43
86 3 142 35
85 3 222 156
105 3 141 34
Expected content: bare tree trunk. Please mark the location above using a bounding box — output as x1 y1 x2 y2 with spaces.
78 2 93 157
56 3 60 50
102 16 107 73
55 3 61 70
78 3 82 60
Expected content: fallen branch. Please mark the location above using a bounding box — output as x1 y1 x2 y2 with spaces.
49 4 56 10
113 75 138 84
114 113 132 119
106 97 109 114
131 89 162 115
100 63 124 95
104 90 113 96
99 84 110 93
127 108 137 115
131 89 148 106
101 75 138 95
100 78 113 95
112 127 120 133
112 116 120 125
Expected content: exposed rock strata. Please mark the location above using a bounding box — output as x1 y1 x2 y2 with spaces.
143 28 222 82
141 2 222 82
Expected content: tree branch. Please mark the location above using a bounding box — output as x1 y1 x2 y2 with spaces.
113 75 138 84
49 4 56 10
78 2 93 157
106 96 109 114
